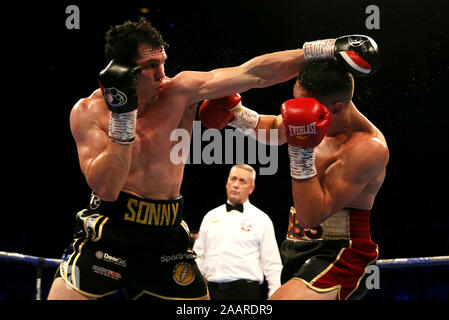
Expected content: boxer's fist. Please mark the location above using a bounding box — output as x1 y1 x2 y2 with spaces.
99 60 141 113
334 35 379 77
281 98 331 149
199 94 241 129
303 35 379 77
99 60 141 144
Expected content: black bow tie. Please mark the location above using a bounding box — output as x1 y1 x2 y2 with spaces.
226 203 244 213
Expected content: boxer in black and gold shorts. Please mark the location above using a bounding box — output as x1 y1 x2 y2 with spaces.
55 191 208 300
280 207 379 300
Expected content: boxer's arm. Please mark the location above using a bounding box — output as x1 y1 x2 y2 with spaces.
255 115 287 145
70 99 133 202
183 49 305 105
292 138 388 228
198 92 286 145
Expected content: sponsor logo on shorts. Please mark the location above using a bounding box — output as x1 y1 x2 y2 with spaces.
173 262 195 286
95 251 127 268
161 251 196 263
92 265 122 280
287 211 323 240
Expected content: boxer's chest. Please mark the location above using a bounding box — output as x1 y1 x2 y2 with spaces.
314 135 348 178
130 107 194 169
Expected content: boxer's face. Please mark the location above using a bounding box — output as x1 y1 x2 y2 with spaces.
292 80 305 99
226 167 255 206
134 44 167 105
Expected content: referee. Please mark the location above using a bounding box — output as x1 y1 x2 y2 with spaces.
193 164 282 300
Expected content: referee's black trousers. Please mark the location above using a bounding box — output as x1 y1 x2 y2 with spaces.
207 280 262 300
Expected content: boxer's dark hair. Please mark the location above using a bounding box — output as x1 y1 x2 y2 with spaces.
104 17 168 64
298 60 354 102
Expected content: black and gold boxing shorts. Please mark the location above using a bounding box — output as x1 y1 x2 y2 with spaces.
280 207 378 300
55 191 208 300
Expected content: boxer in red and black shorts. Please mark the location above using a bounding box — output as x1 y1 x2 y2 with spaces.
198 35 388 299
280 207 378 300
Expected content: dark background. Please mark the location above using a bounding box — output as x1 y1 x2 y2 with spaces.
1 0 448 300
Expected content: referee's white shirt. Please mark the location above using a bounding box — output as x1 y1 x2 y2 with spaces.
193 200 283 297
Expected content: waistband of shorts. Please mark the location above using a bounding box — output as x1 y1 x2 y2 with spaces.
286 207 371 241
87 191 184 227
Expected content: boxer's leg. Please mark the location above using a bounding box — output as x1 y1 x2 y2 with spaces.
269 278 338 300
47 278 95 300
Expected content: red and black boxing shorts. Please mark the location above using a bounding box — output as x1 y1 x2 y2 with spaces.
280 208 378 300
55 191 208 300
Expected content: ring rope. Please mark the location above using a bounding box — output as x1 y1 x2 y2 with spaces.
0 250 62 268
375 255 449 268
2 251 448 269
0 251 448 299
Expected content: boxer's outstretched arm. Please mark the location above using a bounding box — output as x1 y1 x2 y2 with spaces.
184 33 379 105
197 93 287 145
183 49 306 105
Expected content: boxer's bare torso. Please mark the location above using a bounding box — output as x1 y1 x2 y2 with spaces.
71 82 195 200
314 108 388 211
259 99 388 227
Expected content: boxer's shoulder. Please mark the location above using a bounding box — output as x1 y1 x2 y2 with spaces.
345 130 388 157
170 70 216 95
165 72 194 91
149 75 194 106
70 89 108 131
72 89 107 115
340 132 389 179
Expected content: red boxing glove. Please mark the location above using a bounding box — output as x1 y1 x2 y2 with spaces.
281 98 331 179
281 98 331 148
199 94 241 130
199 94 260 133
